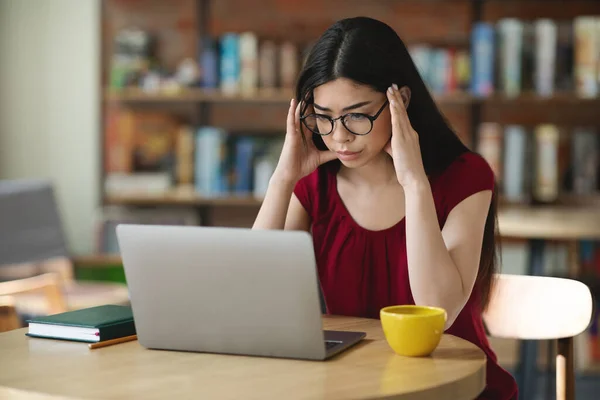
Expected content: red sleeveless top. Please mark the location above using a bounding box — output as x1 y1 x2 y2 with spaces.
294 152 518 400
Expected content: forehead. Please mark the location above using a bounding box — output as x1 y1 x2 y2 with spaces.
313 78 379 106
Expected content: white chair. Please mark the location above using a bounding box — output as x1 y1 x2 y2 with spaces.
484 274 593 400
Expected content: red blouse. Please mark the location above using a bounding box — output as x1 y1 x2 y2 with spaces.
294 152 518 400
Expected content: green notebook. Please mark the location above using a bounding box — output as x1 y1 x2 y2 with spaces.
26 304 136 343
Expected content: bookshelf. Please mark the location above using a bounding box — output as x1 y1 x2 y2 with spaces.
100 0 600 390
104 87 476 105
105 87 600 107
105 191 262 207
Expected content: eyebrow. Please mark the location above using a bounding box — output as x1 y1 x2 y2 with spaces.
313 101 373 112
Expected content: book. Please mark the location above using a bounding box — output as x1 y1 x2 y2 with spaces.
471 22 495 97
534 19 557 97
258 40 277 89
280 41 299 90
572 128 598 195
574 17 598 98
27 305 135 343
195 126 231 196
555 21 574 92
234 137 256 194
220 33 240 95
497 18 523 97
199 35 219 89
239 32 259 95
533 124 560 203
503 125 529 203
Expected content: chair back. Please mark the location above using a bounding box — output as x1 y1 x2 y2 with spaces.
484 274 593 340
0 180 72 281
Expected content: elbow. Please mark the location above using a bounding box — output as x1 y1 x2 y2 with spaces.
412 294 464 331
444 309 460 331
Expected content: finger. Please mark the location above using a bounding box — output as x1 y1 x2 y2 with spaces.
386 88 405 140
391 85 414 134
297 100 314 144
287 98 297 136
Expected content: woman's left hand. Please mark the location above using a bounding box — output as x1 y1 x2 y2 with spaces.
384 84 428 189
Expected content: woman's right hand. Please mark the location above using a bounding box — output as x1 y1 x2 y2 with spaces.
272 99 337 185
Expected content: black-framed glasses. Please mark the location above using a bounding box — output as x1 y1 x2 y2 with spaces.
300 100 389 136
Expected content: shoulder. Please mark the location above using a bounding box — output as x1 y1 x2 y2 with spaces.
432 151 495 216
436 151 495 189
293 161 338 217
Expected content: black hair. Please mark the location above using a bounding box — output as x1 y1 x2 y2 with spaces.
295 16 499 310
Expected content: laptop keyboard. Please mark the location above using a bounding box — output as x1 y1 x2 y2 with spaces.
325 340 342 350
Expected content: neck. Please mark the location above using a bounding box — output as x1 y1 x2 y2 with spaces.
338 152 398 188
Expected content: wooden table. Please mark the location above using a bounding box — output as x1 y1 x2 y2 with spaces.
497 206 600 400
0 316 486 400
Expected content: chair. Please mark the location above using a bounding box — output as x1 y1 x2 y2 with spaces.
0 179 129 321
0 297 20 332
483 274 593 400
0 273 67 332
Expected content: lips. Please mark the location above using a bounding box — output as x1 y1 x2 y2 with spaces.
336 150 362 161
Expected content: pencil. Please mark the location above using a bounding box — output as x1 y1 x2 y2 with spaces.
88 335 137 349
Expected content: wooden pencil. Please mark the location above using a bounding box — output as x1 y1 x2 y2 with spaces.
88 335 137 349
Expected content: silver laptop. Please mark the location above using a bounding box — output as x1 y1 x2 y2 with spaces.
116 224 365 360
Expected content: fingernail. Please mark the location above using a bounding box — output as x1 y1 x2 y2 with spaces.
388 86 393 94
390 100 396 106
392 83 398 91
290 98 294 106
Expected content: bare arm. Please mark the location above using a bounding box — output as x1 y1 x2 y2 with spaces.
252 98 335 231
252 178 310 232
405 181 492 329
384 85 492 329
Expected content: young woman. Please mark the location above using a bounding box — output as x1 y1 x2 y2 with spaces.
253 17 517 399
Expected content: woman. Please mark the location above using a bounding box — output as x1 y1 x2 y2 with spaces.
253 16 517 399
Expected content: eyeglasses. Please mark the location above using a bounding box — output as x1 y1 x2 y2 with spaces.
300 100 389 136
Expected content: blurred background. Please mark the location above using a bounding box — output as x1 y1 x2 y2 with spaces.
0 0 599 398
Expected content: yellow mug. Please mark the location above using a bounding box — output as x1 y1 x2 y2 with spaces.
380 305 447 357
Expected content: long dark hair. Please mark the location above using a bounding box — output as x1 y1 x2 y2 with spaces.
295 16 499 310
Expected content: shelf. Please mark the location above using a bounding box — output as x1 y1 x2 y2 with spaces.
104 88 294 104
104 87 474 105
498 205 600 240
105 88 600 107
105 191 263 207
72 254 123 267
479 92 600 105
105 194 600 240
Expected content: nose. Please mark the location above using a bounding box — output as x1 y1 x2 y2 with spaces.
330 120 353 143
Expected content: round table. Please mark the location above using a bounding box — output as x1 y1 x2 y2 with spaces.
0 316 486 399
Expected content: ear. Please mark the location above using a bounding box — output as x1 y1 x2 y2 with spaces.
398 86 411 109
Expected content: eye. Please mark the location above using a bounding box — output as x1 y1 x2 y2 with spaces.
315 114 331 122
347 113 368 121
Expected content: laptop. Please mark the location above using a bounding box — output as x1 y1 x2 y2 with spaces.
116 224 365 360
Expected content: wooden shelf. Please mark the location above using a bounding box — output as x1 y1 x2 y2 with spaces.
104 88 600 107
105 193 600 240
72 254 123 267
104 87 294 104
480 91 600 105
498 205 600 240
104 87 474 105
105 191 263 207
